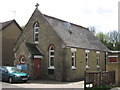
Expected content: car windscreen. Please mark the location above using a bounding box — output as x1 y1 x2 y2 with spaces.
6 67 20 73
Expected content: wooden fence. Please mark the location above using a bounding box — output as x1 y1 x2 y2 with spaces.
84 71 115 89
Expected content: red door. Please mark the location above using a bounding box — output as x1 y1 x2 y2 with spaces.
34 58 41 79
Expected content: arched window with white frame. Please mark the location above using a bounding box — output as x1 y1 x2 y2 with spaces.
34 22 39 43
48 45 55 75
48 45 55 69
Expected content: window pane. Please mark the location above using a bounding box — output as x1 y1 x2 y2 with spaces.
50 47 54 50
34 22 39 42
72 51 76 67
49 45 55 67
35 33 38 37
35 28 38 32
50 52 54 55
86 53 88 65
72 58 74 66
35 23 39 27
97 59 99 65
72 52 74 56
86 57 88 65
50 57 54 66
21 58 24 62
48 69 54 75
97 55 99 65
35 37 38 41
35 33 38 41
86 58 88 62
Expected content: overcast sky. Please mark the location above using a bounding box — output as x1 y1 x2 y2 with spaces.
0 0 119 33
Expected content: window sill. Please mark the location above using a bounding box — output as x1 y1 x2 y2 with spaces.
71 66 76 70
97 65 100 68
48 66 55 69
107 62 120 64
86 65 90 69
34 41 39 44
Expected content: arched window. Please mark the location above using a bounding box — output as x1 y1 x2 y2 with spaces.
48 45 55 75
34 22 39 43
49 46 55 68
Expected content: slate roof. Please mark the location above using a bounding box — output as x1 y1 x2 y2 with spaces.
26 43 44 56
43 14 109 51
0 19 22 31
14 8 109 52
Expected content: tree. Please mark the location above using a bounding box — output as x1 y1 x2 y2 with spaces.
88 26 96 35
96 30 120 51
96 32 109 43
21 25 25 29
107 30 120 50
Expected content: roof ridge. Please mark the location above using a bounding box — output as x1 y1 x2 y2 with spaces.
43 14 89 30
2 19 15 23
1 19 22 32
1 19 15 30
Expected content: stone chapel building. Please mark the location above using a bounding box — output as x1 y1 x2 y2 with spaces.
13 4 109 81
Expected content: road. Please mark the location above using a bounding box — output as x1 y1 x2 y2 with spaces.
0 80 84 90
0 81 20 89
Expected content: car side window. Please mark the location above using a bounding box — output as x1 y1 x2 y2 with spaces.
2 68 8 73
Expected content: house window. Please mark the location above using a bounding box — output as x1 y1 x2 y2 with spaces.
48 45 55 75
105 52 108 63
71 48 76 70
48 69 54 75
34 22 39 43
96 51 100 68
71 51 76 70
85 50 90 69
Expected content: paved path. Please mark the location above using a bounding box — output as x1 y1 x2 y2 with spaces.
11 80 84 88
0 81 20 89
110 87 120 90
1 80 84 89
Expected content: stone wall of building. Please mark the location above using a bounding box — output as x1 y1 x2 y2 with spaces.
106 52 120 86
14 42 34 78
106 63 120 86
14 9 66 81
64 47 106 81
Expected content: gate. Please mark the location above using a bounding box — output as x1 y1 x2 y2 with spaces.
84 71 115 89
